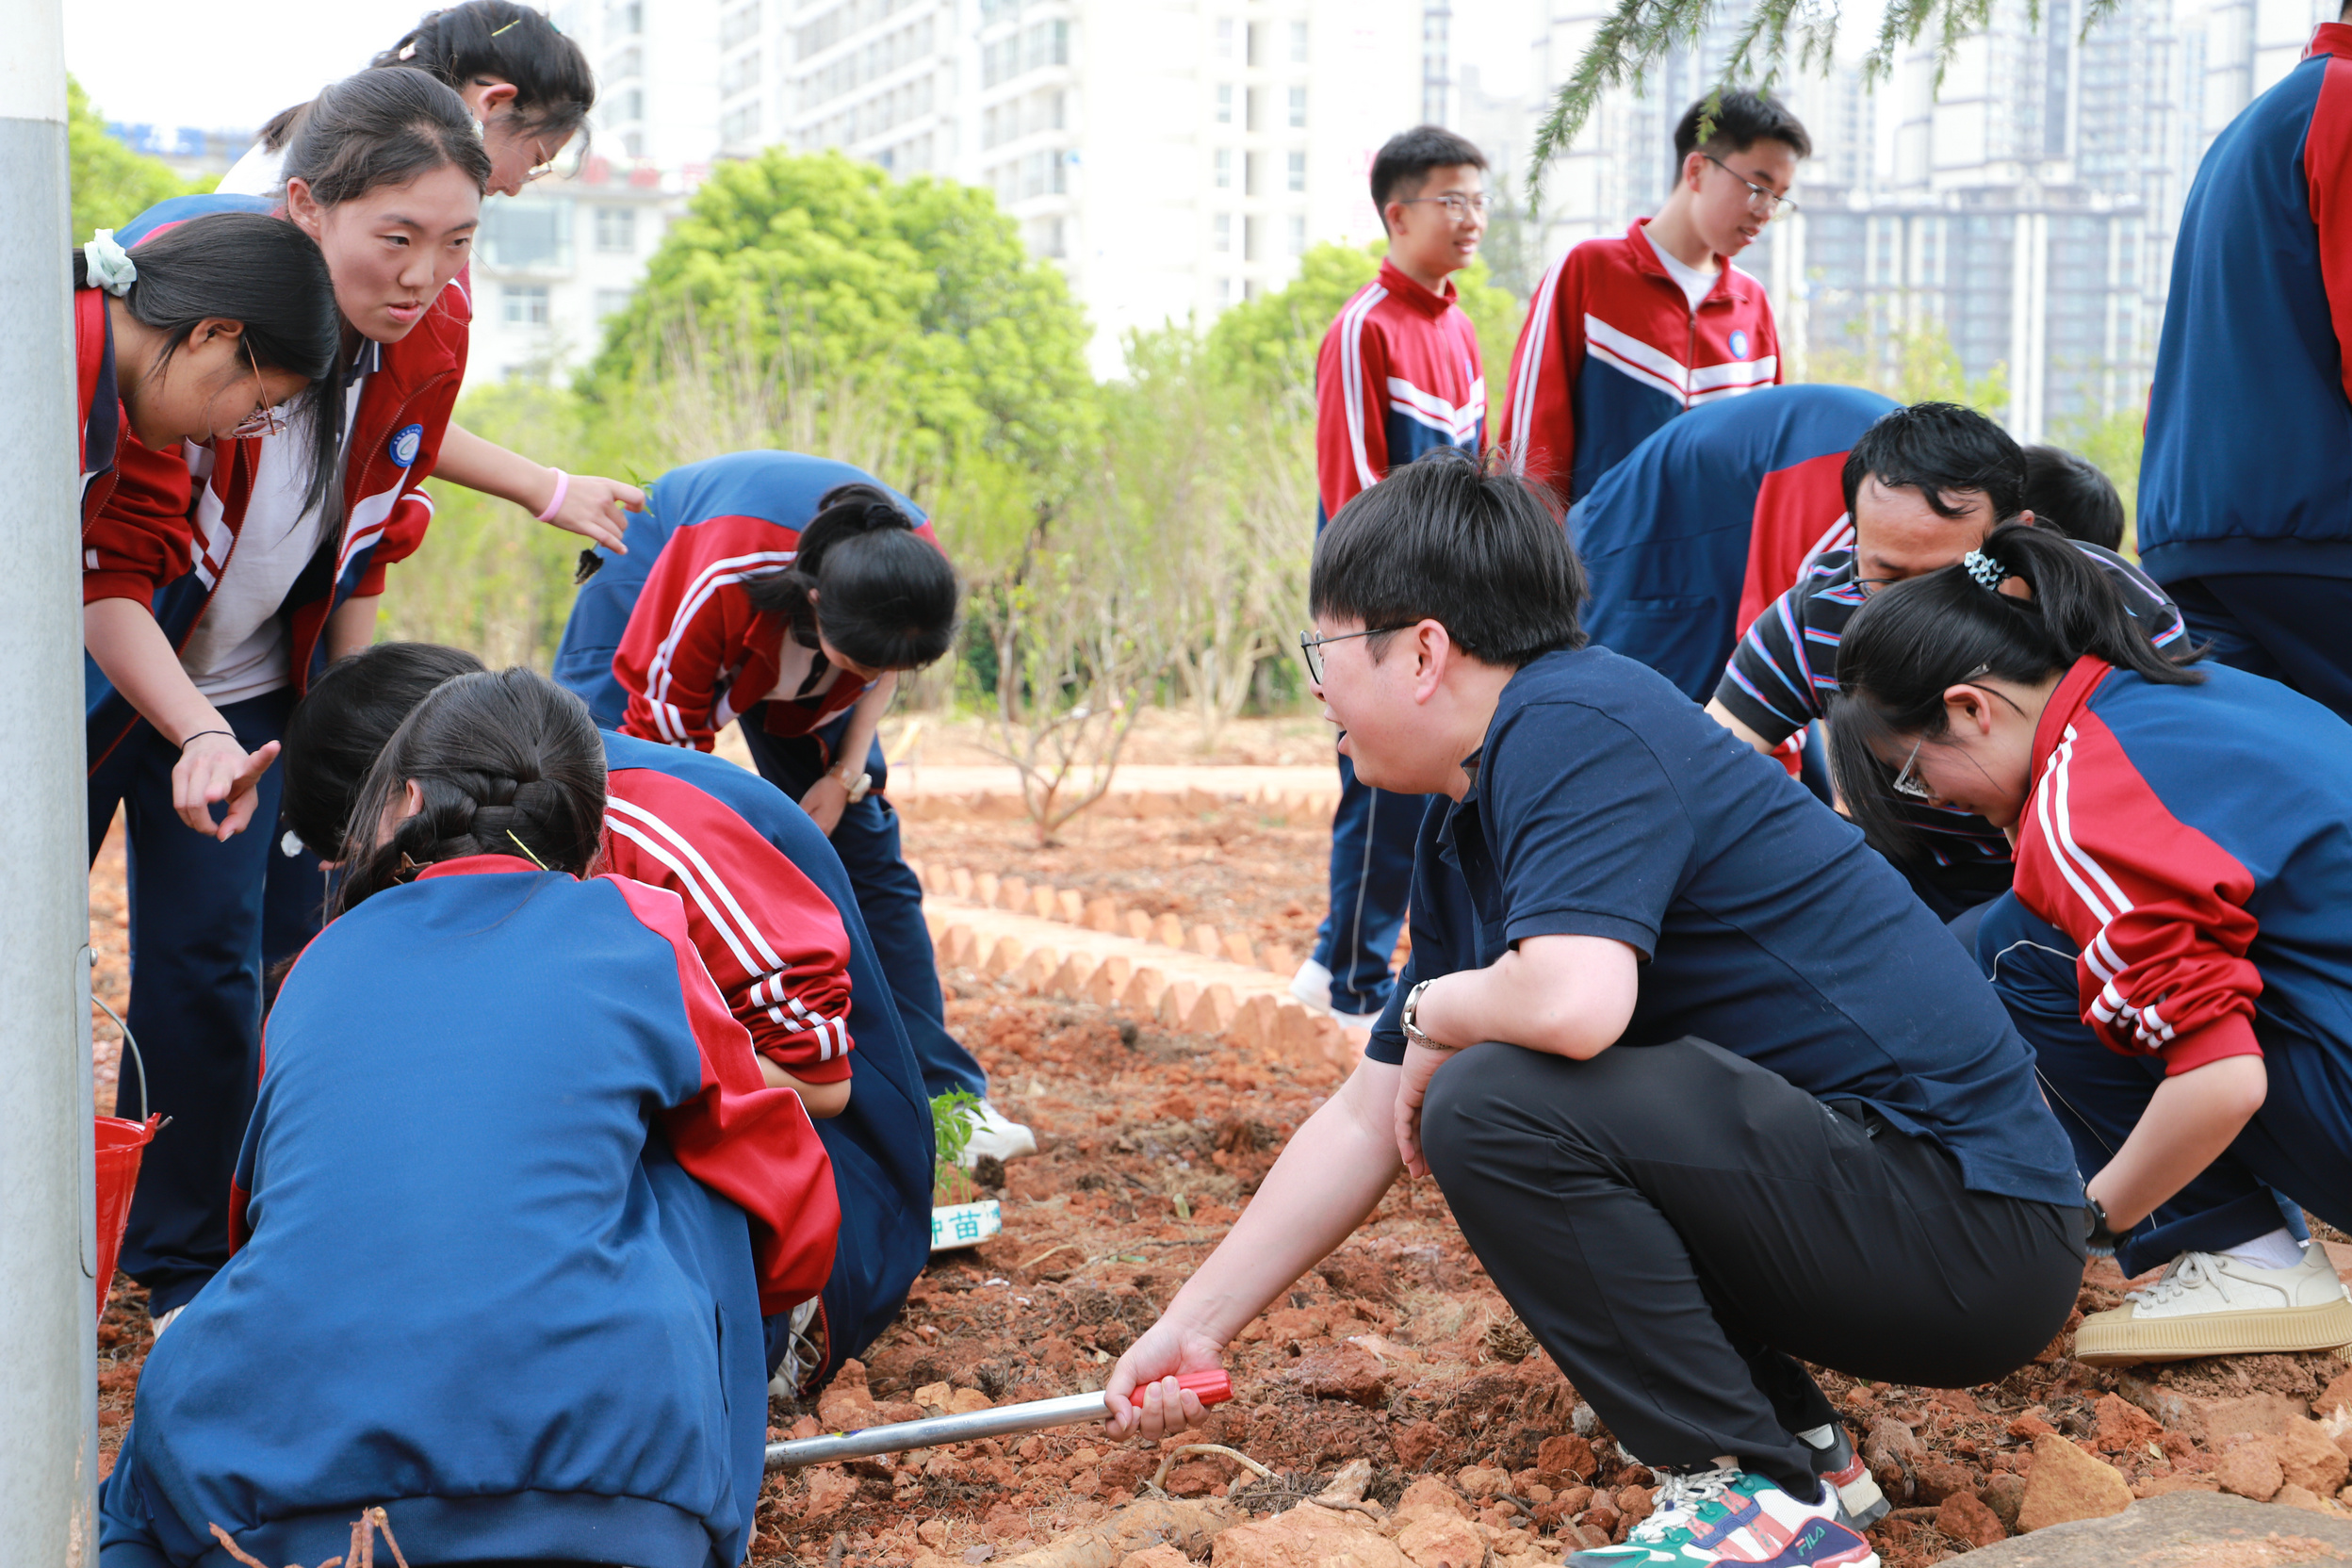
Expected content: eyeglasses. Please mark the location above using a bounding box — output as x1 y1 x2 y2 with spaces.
1398 192 1490 220
1703 154 1798 217
1298 625 1411 684
223 343 287 441
1890 739 1932 799
522 137 585 184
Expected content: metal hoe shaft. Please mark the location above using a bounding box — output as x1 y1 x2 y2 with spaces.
766 1369 1233 1471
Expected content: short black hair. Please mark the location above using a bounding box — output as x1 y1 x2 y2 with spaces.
1370 125 1489 231
1841 401 2027 523
1309 448 1586 668
2021 445 2125 551
1673 90 1812 163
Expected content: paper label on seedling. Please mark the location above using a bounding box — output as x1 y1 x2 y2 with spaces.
931 1200 1002 1251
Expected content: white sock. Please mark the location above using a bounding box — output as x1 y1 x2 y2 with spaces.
2222 1227 2309 1272
1795 1423 1837 1450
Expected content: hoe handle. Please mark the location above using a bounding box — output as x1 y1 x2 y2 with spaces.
765 1370 1233 1470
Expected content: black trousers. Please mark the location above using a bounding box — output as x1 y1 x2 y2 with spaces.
1420 1037 2082 1492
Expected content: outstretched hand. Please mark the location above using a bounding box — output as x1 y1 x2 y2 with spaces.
1102 1317 1224 1441
172 734 281 840
540 473 645 554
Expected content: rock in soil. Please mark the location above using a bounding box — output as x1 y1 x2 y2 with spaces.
1953 1488 2352 1564
2218 1433 2288 1502
2017 1433 2132 1531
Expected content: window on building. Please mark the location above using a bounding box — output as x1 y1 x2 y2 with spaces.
481 201 569 269
1287 214 1306 254
1035 216 1066 258
595 287 634 318
1216 17 1234 57
1288 86 1307 127
1290 21 1309 61
606 0 641 34
502 285 551 327
620 87 645 122
1215 213 1232 253
1215 148 1232 189
622 129 644 158
594 206 636 253
721 49 761 97
1216 84 1233 124
607 44 642 81
1218 276 1233 305
721 102 760 144
1287 150 1306 191
720 1 760 48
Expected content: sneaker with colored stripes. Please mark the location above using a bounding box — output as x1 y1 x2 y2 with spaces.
1798 1423 1888 1528
1563 1466 1879 1568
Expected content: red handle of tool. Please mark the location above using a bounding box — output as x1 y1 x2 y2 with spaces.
1127 1369 1232 1407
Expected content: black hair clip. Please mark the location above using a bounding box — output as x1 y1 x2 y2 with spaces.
573 548 605 587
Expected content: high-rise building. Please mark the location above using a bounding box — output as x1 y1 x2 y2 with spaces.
743 0 1425 372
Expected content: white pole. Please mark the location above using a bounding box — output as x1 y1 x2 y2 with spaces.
0 0 102 1559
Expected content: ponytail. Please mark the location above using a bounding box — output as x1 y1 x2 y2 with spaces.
74 212 343 516
743 483 961 672
1829 522 2202 861
334 668 606 915
282 66 492 208
264 2 595 155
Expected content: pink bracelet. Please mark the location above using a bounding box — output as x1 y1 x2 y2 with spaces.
536 468 571 522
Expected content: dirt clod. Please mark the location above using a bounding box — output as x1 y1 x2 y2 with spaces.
2016 1433 2132 1531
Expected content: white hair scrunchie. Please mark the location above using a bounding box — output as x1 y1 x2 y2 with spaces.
83 229 138 297
1962 549 2012 592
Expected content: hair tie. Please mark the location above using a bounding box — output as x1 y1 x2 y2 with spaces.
397 41 418 58
83 230 137 297
1962 549 2011 592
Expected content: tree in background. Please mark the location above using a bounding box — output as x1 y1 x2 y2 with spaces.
69 77 204 237
1805 322 2009 418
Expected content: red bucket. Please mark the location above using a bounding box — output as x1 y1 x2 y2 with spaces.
94 1114 161 1317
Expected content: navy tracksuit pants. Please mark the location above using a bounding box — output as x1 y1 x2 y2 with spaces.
1972 892 2351 1276
87 689 294 1316
2169 574 2352 726
1310 753 1423 1017
737 707 987 1101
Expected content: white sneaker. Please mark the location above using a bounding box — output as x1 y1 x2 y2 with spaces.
959 1099 1037 1165
150 1304 184 1340
2075 1245 2352 1364
768 1297 825 1401
1287 958 1386 1024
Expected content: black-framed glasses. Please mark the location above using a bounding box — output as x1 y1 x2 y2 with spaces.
1703 154 1798 216
1398 192 1490 220
1298 625 1410 684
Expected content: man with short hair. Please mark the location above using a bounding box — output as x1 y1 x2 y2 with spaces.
1500 90 1805 502
1707 401 2183 919
1107 449 2085 1568
1293 124 1490 1023
2139 8 2352 722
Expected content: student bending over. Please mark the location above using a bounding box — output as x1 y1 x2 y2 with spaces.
100 670 837 1568
1834 524 2352 1365
1107 449 2084 1568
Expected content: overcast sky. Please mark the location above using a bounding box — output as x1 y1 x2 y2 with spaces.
70 0 1558 133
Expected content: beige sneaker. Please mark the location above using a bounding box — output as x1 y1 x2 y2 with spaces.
2074 1246 2352 1364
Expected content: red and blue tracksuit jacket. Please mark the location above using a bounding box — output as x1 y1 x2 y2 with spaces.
604 731 933 1392
99 856 839 1568
1566 384 1896 701
77 287 128 526
1499 219 1781 503
82 193 466 772
2015 655 2352 1076
2141 24 2352 582
552 450 936 752
1315 257 1484 526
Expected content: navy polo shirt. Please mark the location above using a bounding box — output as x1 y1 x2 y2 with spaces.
1369 645 2081 1208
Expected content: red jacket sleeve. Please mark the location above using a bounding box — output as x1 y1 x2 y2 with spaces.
82 433 204 605
1499 248 1589 498
2014 705 2264 1075
616 517 796 751
1315 293 1390 518
604 768 858 1082
606 874 840 1315
2306 54 2352 407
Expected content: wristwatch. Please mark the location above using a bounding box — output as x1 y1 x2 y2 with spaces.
1400 979 1444 1052
2084 1195 2124 1256
833 766 873 805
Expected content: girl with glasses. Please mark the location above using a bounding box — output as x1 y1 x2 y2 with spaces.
1835 521 2352 1367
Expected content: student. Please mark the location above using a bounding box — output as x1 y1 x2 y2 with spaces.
2138 12 2352 722
98 669 837 1568
281 642 934 1393
1833 523 2352 1364
554 449 1035 1164
2022 444 2126 552
1564 383 1896 703
1707 402 2182 920
1499 90 1801 503
74 212 339 532
1295 124 1489 1024
216 1 642 556
83 67 495 1332
1106 450 2083 1568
